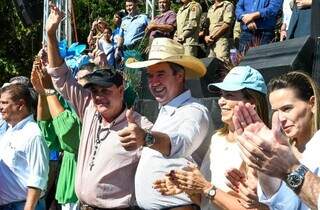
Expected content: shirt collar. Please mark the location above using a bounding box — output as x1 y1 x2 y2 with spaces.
160 90 192 116
182 1 193 10
213 1 225 9
7 114 34 132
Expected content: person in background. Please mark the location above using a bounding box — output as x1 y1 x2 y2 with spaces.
0 83 49 210
87 18 108 50
205 0 235 63
235 0 283 53
112 10 126 67
279 0 293 41
147 0 176 40
174 0 202 57
286 0 312 39
121 0 149 50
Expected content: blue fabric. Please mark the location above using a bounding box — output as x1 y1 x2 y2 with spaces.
0 119 7 136
238 30 274 52
0 198 45 210
112 27 124 46
65 55 90 78
49 150 60 161
287 6 312 39
121 14 149 47
236 0 283 31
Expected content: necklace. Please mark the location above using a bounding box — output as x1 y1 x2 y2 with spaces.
89 115 114 171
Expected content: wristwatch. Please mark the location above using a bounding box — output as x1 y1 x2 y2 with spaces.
144 129 155 147
205 184 217 200
44 88 57 96
285 164 309 191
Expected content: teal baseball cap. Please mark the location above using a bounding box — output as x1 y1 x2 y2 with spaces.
208 66 267 94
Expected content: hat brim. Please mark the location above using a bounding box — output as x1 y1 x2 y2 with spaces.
126 55 207 79
208 82 244 92
83 81 115 89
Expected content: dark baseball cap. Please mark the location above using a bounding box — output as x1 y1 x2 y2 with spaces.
83 69 123 88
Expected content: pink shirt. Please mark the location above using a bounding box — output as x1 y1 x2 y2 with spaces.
48 64 153 208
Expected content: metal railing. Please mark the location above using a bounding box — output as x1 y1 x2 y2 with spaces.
42 0 72 46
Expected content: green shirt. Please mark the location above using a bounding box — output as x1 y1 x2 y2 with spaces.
38 95 81 204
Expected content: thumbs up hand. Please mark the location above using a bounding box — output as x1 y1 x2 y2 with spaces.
118 108 146 151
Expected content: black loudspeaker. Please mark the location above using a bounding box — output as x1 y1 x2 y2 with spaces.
311 0 320 37
199 57 227 97
312 37 320 85
239 36 315 83
13 0 42 26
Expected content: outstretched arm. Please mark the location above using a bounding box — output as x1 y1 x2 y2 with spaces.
46 3 64 68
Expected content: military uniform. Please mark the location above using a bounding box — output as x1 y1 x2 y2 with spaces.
207 1 234 63
175 1 202 57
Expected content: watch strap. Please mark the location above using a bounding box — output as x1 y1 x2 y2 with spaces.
285 164 309 191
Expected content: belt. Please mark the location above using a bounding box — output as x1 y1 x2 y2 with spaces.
79 202 132 210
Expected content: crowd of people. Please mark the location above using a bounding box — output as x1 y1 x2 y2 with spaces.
85 0 313 69
0 0 319 210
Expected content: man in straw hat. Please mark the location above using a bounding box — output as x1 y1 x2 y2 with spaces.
118 37 210 209
45 4 152 209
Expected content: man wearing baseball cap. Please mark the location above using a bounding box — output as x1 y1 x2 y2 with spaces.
118 37 210 209
45 5 152 209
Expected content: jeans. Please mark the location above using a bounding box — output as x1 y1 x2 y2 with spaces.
0 198 45 210
239 30 275 53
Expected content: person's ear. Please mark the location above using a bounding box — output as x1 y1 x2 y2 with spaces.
309 95 316 114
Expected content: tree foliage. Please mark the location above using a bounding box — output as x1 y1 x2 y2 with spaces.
0 0 212 85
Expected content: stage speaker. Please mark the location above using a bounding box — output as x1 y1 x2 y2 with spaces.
13 0 42 26
239 36 315 83
312 37 320 85
199 57 227 97
311 0 320 37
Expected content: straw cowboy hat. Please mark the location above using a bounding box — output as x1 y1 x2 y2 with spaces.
125 38 207 79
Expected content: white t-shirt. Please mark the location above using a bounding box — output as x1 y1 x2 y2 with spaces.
200 132 244 210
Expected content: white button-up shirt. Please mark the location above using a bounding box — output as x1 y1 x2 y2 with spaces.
135 90 210 209
0 115 49 205
258 130 320 210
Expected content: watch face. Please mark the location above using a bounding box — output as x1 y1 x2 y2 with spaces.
145 132 155 147
208 189 216 197
287 173 303 189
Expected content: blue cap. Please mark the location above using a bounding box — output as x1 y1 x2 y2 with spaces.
208 66 267 94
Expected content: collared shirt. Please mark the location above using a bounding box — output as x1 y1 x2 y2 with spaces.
235 0 283 31
0 115 49 205
258 130 320 210
0 118 7 136
207 1 234 38
112 26 124 47
47 63 153 208
135 90 210 209
97 39 115 67
175 1 202 45
121 13 149 47
150 10 176 39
